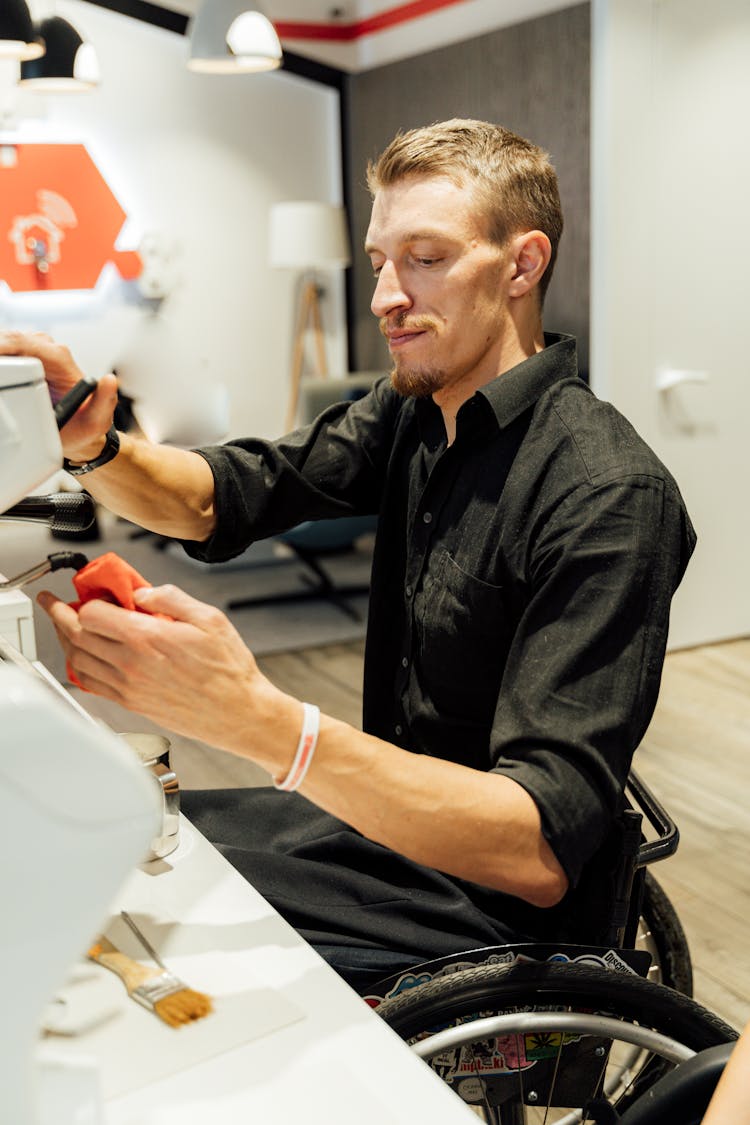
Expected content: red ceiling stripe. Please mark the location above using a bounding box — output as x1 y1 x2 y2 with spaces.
275 0 467 43
274 19 357 41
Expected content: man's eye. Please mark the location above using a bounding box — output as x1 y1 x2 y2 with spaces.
416 257 441 267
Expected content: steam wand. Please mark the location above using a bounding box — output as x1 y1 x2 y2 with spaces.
0 552 88 592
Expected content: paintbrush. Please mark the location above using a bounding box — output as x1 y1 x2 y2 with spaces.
87 914 212 1028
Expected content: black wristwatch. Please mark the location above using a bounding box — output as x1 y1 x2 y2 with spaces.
63 425 121 476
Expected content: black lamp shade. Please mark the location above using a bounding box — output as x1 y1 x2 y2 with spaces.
21 16 81 79
19 16 97 89
0 0 44 60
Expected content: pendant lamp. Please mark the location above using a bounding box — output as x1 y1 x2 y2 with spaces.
188 1 282 74
0 0 44 61
19 15 100 92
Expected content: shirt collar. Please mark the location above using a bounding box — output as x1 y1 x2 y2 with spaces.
414 333 580 444
476 333 580 430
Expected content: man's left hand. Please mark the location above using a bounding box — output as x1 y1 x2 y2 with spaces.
37 584 298 763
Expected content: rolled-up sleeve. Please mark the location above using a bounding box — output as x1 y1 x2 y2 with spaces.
180 378 396 564
489 472 696 886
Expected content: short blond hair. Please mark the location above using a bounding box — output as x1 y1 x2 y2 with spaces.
367 118 563 303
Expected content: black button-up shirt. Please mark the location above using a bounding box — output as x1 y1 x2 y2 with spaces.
184 335 695 953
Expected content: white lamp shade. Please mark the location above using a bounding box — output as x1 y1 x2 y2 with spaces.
188 2 282 74
269 202 351 271
73 42 100 86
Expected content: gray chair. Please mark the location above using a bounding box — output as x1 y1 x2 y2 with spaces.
226 373 383 621
227 514 375 621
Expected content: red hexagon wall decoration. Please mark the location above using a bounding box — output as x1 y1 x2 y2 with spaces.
0 142 142 292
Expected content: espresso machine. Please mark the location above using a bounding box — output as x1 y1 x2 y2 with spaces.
0 356 161 1124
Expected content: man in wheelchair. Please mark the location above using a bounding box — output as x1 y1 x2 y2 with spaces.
1 120 696 1003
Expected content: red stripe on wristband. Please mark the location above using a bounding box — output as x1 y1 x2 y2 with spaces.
274 703 320 792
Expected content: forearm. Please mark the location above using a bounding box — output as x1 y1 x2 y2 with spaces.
44 585 567 908
245 703 568 908
0 332 216 541
80 433 217 540
701 1022 750 1125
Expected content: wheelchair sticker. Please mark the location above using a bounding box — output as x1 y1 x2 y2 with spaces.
431 1029 583 1086
542 948 635 974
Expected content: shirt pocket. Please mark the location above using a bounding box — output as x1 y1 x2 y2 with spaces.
416 548 513 722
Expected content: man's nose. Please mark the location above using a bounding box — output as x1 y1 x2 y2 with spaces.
371 261 411 318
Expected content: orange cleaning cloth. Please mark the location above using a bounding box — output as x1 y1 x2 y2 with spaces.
67 551 170 689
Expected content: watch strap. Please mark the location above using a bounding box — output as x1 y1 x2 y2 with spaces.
63 425 121 476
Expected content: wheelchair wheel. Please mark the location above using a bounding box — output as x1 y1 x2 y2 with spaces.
375 961 736 1123
638 872 692 995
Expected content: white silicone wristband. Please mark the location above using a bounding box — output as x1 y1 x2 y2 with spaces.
273 703 320 792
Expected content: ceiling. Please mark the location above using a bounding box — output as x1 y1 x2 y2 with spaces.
106 0 579 72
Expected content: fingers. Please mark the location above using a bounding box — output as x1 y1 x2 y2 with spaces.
0 329 52 356
0 329 65 357
66 652 129 703
36 583 271 754
59 371 119 438
37 590 123 659
0 332 120 460
133 584 231 633
39 585 222 648
36 591 130 698
77 597 163 645
0 331 83 394
37 590 77 629
37 591 90 660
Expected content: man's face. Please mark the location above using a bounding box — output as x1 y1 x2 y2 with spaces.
365 175 513 401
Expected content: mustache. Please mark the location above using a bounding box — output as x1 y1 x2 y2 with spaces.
379 314 438 337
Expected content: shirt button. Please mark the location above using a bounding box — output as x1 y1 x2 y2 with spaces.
401 657 409 668
405 585 413 598
422 511 433 524
395 724 403 737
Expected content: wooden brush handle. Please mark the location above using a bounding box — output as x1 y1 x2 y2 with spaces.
88 936 160 995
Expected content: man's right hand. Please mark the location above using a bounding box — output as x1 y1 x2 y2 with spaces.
0 330 119 463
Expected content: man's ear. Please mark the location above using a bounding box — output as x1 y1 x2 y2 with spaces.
507 231 552 298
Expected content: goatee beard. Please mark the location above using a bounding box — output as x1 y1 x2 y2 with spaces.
390 365 445 399
381 313 443 399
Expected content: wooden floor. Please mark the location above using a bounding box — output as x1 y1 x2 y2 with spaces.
177 635 750 1031
634 638 750 1030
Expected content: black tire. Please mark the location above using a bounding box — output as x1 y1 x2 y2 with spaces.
640 871 693 996
376 961 736 1121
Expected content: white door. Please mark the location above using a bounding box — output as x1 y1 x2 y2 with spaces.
591 0 750 648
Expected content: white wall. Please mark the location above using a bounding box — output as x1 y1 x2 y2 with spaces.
0 2 347 441
591 0 750 648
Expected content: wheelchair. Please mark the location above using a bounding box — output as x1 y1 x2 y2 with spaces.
363 770 738 1123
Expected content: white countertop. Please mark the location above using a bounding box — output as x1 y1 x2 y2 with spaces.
47 815 476 1125
0 616 473 1123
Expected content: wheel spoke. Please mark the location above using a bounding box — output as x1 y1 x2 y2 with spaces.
542 1032 565 1125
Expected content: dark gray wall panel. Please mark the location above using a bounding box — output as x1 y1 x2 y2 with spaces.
345 3 590 377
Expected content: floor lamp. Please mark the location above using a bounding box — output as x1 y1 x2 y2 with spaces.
269 201 351 431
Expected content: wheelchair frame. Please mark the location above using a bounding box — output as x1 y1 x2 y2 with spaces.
366 770 735 1122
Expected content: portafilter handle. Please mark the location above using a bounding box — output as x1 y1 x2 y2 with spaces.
0 492 96 534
